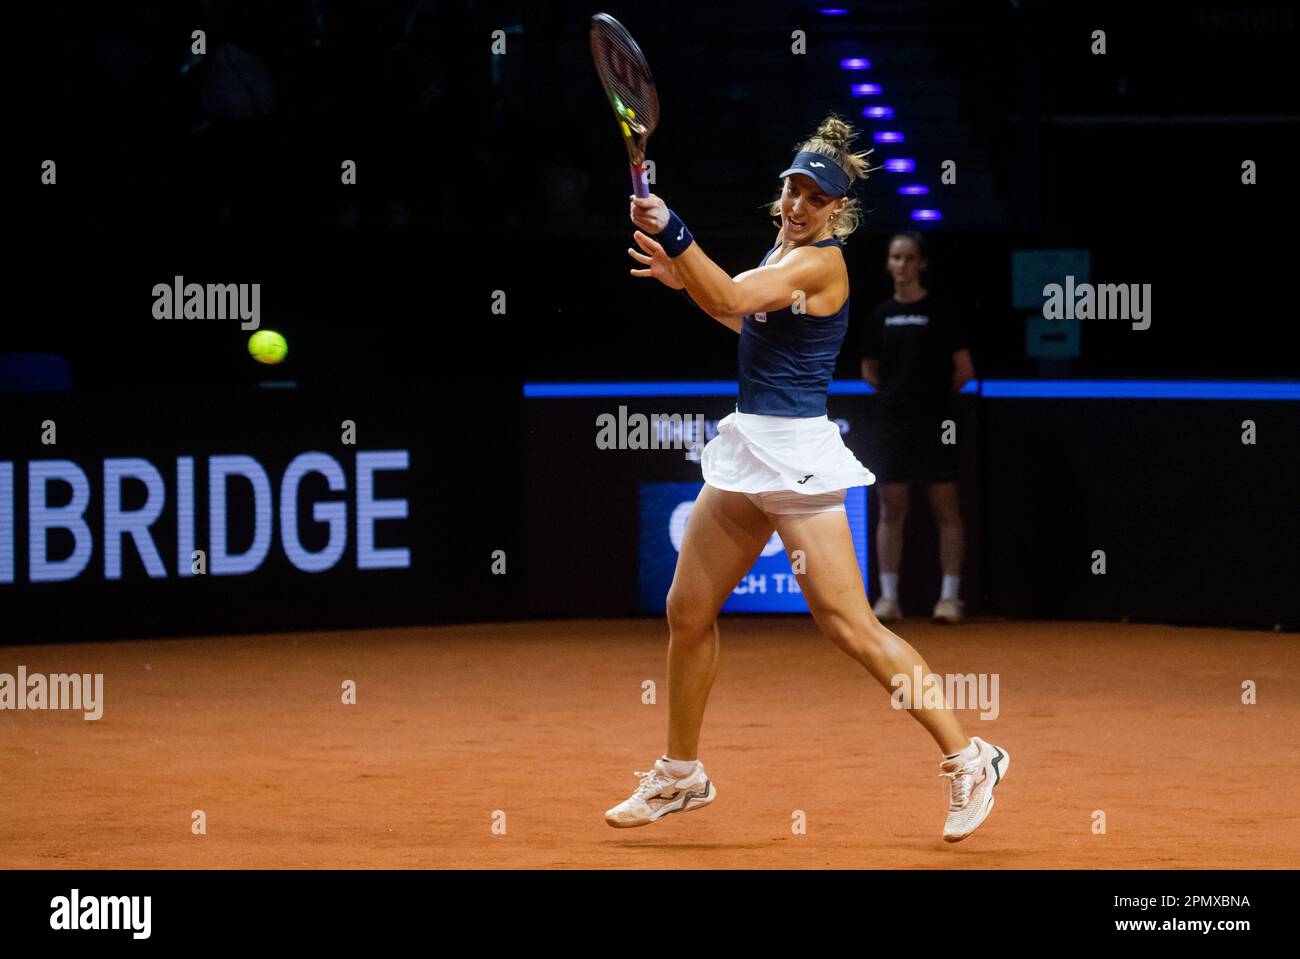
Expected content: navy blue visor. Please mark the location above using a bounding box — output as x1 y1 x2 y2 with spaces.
778 151 851 197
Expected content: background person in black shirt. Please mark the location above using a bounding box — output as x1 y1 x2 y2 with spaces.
860 232 975 623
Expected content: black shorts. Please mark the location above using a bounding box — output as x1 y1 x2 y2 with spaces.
869 403 960 485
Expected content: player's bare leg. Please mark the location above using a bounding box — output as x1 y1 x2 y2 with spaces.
775 508 966 752
664 485 773 759
605 484 772 827
772 507 1009 840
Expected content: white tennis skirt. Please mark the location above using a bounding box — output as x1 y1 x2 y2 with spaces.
700 409 876 497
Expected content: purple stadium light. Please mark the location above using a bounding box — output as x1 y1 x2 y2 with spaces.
883 158 915 173
873 131 905 143
819 8 849 15
839 57 871 70
850 83 882 96
862 105 894 119
910 209 942 221
898 184 930 196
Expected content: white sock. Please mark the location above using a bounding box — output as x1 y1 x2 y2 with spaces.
662 756 698 778
941 575 961 601
879 572 900 601
943 739 978 762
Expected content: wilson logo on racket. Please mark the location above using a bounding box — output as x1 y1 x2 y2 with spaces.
590 13 661 198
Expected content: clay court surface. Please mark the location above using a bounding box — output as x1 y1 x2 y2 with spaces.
2 618 1296 869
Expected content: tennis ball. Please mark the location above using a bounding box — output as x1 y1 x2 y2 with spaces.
248 330 288 365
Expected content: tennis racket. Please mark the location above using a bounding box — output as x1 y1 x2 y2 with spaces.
589 13 660 198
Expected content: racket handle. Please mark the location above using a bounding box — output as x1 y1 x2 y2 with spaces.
630 165 650 198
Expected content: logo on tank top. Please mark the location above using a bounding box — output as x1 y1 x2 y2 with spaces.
754 311 767 323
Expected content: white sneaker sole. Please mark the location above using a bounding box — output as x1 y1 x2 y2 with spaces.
943 748 1009 843
605 781 717 829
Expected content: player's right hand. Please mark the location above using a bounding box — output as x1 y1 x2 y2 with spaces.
629 193 669 234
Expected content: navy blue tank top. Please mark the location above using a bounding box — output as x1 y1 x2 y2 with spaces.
737 236 849 417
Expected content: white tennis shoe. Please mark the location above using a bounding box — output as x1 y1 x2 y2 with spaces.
872 596 903 622
605 757 716 828
932 597 964 623
940 737 1010 842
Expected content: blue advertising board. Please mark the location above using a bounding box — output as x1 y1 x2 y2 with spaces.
638 482 869 613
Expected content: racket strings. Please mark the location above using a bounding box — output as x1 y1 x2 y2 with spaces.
590 25 659 132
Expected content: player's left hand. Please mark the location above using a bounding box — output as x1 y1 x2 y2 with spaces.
628 230 684 289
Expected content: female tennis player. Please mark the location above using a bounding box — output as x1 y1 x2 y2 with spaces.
605 115 1009 842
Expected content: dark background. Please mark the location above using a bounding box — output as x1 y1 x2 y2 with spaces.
6 0 1298 383
2 0 1297 639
